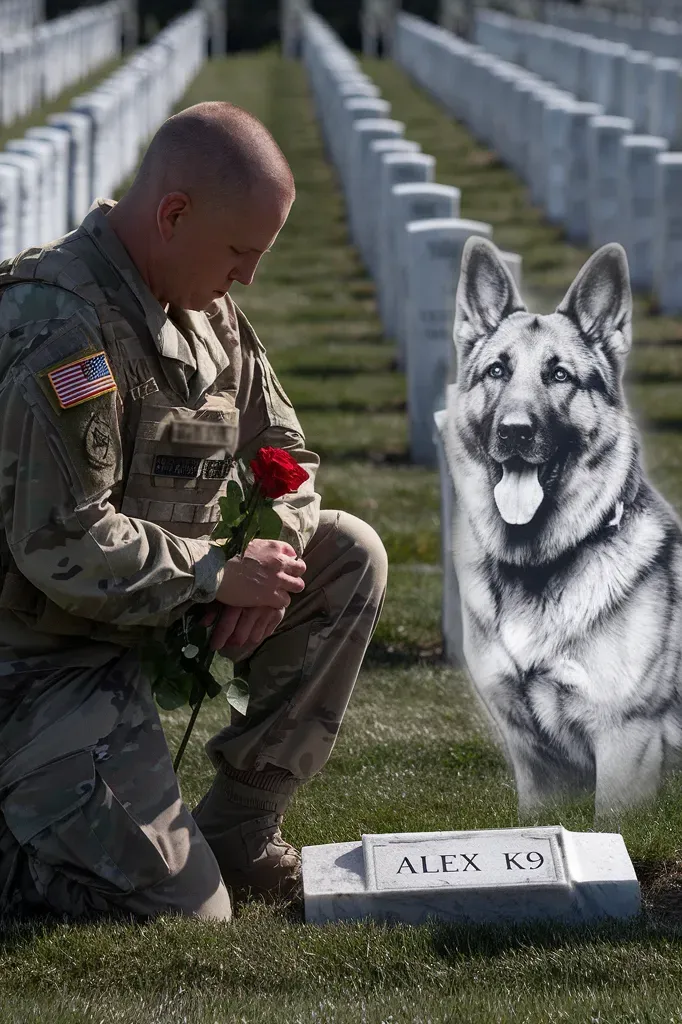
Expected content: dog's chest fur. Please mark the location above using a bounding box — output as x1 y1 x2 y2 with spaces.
457 501 678 715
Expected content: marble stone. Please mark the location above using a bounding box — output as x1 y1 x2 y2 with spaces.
375 151 434 294
587 115 635 249
433 400 463 667
587 41 630 116
303 826 641 927
6 137 55 246
624 51 654 134
619 134 669 291
385 183 461 359
365 140 423 271
47 111 93 228
348 118 405 256
654 153 682 315
649 58 682 148
26 126 70 240
563 101 604 243
403 218 493 466
340 97 391 189
0 164 20 261
0 152 40 250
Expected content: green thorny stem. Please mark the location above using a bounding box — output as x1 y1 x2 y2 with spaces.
173 482 266 774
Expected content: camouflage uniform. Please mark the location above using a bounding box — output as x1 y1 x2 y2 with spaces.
0 198 388 922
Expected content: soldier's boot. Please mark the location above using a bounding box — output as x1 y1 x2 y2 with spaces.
191 761 302 904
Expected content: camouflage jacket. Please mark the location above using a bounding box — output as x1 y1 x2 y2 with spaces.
0 198 321 664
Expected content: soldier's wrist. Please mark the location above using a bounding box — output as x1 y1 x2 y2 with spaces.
184 539 227 604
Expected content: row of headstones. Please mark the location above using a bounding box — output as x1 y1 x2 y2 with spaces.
301 10 522 473
0 0 43 39
395 12 682 315
475 8 682 143
0 7 208 262
545 0 682 57
0 2 125 129
300 11 513 663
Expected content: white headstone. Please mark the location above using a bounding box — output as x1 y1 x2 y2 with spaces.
650 57 682 149
0 164 20 260
404 218 493 466
624 51 654 134
348 118 405 255
47 112 92 228
619 134 669 291
365 140 422 270
375 152 434 294
26 126 70 240
654 153 682 315
0 152 41 250
433 400 463 666
303 826 641 927
587 115 635 249
386 183 462 357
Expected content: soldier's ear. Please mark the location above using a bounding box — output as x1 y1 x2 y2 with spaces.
454 237 526 361
556 243 632 358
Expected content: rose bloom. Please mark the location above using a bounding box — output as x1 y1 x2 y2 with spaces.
250 446 309 499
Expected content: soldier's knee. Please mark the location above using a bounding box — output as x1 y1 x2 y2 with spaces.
335 510 388 586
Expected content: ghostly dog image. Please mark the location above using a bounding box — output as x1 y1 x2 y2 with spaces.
442 238 682 817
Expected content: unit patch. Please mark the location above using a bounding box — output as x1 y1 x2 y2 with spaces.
84 412 115 469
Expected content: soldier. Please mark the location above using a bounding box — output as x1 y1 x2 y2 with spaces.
0 101 388 923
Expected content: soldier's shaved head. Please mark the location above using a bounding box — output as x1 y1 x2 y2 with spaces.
108 101 296 311
131 101 295 207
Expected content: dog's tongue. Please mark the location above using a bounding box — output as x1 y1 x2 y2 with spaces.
494 463 544 525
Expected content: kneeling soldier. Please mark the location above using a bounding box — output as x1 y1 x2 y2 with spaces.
0 101 388 922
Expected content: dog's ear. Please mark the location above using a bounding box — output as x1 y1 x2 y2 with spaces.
556 244 632 358
454 237 526 359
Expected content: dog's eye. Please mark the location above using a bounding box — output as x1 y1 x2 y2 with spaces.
488 363 505 379
552 367 569 382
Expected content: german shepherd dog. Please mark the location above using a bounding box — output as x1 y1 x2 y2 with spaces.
442 238 682 817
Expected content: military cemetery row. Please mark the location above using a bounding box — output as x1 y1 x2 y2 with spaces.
0 8 209 262
302 11 511 663
546 0 682 57
0 2 125 128
394 13 682 316
0 0 43 38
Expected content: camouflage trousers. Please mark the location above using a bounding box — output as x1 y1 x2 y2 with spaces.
0 510 388 923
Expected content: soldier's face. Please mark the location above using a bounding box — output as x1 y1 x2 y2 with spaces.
157 185 293 310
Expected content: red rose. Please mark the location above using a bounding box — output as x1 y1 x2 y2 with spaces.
250 447 309 499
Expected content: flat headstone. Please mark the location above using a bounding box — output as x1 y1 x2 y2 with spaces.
619 134 669 291
404 217 493 466
303 826 640 927
385 183 461 358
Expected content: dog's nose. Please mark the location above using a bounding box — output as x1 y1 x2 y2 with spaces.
497 420 535 447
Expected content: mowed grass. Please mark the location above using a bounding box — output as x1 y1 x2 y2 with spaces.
4 49 682 1023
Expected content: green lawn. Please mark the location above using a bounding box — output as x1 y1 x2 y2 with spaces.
3 48 682 1024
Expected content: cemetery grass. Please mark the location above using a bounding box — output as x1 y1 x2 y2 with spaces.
4 51 682 1024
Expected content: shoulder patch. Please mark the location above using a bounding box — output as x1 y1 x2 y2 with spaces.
44 350 117 410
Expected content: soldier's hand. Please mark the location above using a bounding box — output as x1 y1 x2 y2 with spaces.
215 538 306 610
201 604 286 653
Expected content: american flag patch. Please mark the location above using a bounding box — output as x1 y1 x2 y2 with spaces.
47 351 117 410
